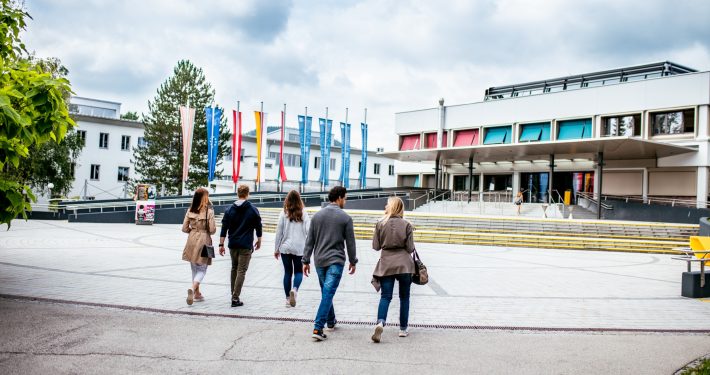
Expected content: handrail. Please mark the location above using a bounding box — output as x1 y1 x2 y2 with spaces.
597 193 708 208
577 192 614 210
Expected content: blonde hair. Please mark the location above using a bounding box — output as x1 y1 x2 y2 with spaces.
381 196 404 223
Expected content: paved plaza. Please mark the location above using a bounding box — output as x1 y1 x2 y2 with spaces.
1 219 710 330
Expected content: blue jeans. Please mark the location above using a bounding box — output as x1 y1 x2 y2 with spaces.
377 273 412 329
281 254 303 297
314 263 344 330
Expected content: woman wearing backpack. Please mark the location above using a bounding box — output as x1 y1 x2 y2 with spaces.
370 196 415 343
181 187 216 305
274 190 310 307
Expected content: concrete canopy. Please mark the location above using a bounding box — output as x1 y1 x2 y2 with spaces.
379 137 698 164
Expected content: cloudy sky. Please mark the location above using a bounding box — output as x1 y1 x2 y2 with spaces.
23 0 710 150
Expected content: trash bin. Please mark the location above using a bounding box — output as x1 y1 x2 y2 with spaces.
563 190 572 205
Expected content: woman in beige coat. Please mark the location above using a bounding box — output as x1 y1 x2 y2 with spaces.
181 187 216 305
370 196 415 343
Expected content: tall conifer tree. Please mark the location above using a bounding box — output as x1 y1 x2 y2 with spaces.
133 60 229 195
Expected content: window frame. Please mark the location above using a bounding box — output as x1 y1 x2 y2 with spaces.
90 164 100 180
373 163 381 175
120 135 131 151
117 166 130 182
650 108 695 136
99 133 109 149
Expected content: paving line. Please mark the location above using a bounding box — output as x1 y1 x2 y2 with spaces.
3 293 710 334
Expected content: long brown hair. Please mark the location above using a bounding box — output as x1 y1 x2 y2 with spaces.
189 188 209 213
283 190 304 222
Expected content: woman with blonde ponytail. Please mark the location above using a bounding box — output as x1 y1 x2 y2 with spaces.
370 196 415 343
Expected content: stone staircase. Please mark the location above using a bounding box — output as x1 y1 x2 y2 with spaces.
244 207 697 254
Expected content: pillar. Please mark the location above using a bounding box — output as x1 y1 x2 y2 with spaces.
468 156 474 202
512 171 521 203
697 166 708 209
642 168 649 203
548 154 555 203
596 152 605 219
437 98 445 148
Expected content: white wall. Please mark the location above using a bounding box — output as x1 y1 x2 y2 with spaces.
69 118 144 199
396 72 710 134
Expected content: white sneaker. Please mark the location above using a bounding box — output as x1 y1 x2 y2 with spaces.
289 289 297 307
285 298 290 307
399 329 409 337
371 322 384 343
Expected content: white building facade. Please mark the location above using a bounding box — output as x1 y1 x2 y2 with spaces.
385 62 710 207
68 97 145 200
64 97 397 199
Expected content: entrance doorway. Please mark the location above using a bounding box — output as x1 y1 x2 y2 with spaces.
521 172 549 203
453 175 480 191
483 174 512 191
552 172 594 203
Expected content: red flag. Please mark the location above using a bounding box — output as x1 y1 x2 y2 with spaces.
279 111 288 182
232 110 242 184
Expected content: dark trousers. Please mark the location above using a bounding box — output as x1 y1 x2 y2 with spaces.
280 253 303 297
230 248 252 300
377 273 412 329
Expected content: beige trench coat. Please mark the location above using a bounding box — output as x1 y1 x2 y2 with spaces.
181 208 216 265
371 216 415 291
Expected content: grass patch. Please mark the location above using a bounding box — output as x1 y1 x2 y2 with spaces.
680 357 710 375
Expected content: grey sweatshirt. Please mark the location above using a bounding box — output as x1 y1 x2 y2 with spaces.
274 210 310 256
302 204 358 267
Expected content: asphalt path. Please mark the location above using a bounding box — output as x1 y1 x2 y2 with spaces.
1 298 708 374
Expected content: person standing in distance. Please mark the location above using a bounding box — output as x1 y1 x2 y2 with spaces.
303 186 357 341
219 184 263 307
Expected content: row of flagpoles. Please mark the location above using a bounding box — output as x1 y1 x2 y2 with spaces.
178 103 370 194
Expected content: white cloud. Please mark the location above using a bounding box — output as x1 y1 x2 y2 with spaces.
22 0 710 150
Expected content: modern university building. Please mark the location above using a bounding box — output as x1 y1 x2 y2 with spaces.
385 61 710 210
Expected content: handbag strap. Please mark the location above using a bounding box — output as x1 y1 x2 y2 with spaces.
412 249 421 262
204 209 213 245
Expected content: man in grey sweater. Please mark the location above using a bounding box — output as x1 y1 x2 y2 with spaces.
303 186 357 341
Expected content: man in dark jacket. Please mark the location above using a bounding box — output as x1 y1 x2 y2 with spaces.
219 184 262 307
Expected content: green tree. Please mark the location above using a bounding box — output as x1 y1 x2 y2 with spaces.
3 56 84 198
120 111 139 120
0 0 75 227
133 60 229 195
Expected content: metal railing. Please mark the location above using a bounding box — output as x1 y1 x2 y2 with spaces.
40 189 418 215
595 194 709 208
576 192 615 211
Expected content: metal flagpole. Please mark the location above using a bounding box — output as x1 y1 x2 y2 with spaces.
363 108 367 189
281 103 286 193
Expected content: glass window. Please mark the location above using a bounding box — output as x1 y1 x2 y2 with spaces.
77 130 86 146
225 146 232 161
99 133 109 148
602 114 641 137
557 119 592 140
519 123 551 142
90 164 100 180
453 129 479 147
651 109 694 135
388 165 395 176
117 167 129 182
483 126 512 145
314 156 320 169
330 158 336 171
373 163 381 175
399 135 421 151
137 137 148 147
121 135 130 151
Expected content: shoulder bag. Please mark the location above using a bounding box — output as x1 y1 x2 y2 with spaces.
200 209 215 258
412 249 428 285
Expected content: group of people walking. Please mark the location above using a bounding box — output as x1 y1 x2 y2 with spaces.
181 185 416 343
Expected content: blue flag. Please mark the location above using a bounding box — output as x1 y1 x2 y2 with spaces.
205 106 221 182
298 115 313 185
319 118 326 184
339 122 351 188
320 119 333 185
